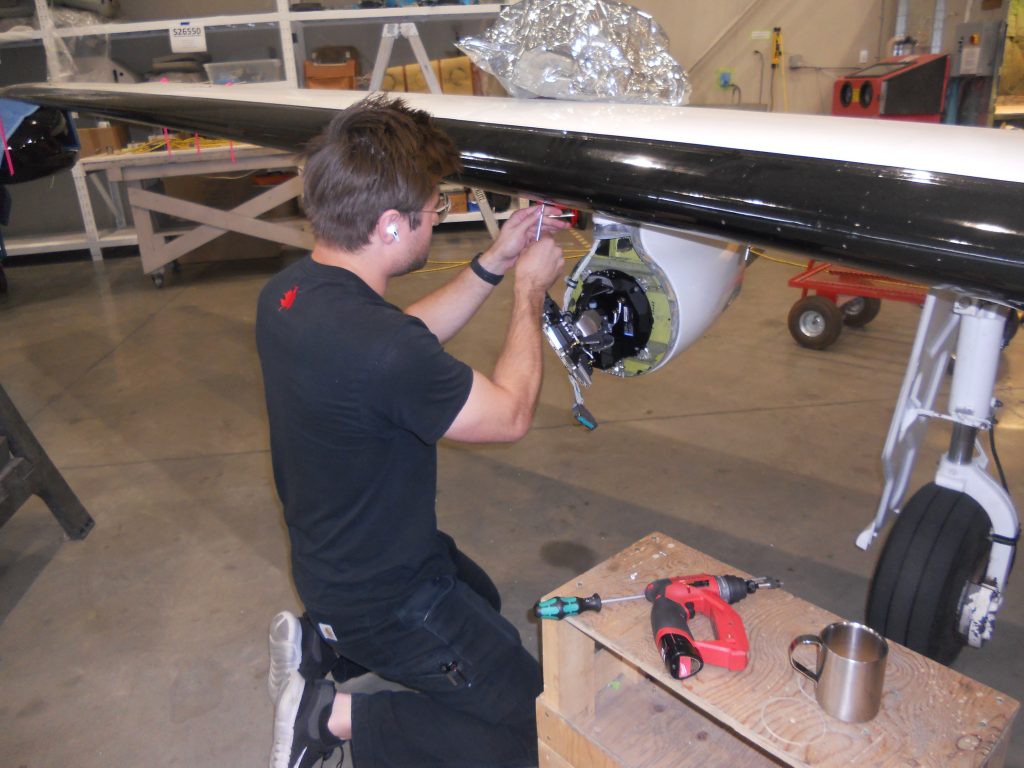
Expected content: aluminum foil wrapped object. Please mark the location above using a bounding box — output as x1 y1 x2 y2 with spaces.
457 0 689 105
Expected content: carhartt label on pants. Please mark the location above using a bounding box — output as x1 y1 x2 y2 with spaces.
319 623 337 641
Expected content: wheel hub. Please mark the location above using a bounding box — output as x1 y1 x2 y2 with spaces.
843 297 865 317
958 581 1001 648
799 311 826 338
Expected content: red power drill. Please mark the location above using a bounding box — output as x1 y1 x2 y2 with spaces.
645 574 780 680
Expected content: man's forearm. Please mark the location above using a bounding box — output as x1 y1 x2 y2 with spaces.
440 231 563 444
490 287 546 437
405 258 498 344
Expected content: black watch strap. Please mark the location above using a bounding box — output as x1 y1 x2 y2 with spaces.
469 252 503 286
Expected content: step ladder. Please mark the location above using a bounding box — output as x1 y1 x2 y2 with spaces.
369 21 501 239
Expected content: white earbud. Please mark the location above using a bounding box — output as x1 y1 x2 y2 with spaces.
386 224 400 242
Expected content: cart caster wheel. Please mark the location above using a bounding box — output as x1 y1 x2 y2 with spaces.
170 260 181 274
842 296 881 327
866 483 990 664
788 296 843 349
151 273 165 288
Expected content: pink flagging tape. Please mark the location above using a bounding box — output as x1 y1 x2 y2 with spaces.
0 117 15 176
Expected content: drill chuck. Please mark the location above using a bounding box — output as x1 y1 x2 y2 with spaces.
715 574 752 604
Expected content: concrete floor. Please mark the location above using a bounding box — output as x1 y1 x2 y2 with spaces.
1 227 1022 766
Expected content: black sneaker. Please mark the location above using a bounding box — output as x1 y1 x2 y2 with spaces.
270 671 343 768
268 612 338 704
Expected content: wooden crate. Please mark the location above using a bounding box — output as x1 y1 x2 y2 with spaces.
447 188 469 214
304 60 357 90
538 532 1018 768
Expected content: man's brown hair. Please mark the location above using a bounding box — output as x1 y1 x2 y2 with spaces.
301 95 462 251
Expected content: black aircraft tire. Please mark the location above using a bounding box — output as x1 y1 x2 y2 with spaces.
788 296 843 350
865 483 991 665
842 296 882 327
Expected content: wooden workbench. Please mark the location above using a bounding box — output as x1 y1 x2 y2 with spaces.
538 532 1018 767
80 145 311 285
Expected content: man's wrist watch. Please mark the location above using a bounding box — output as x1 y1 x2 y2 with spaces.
469 252 503 286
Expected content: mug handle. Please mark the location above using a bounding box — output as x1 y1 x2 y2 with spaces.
789 634 821 682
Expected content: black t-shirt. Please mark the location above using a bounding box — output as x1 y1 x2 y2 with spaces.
255 256 473 614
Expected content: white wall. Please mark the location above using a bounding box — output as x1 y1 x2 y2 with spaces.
628 0 1007 114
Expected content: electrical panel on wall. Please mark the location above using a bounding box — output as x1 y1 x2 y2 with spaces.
952 20 1006 77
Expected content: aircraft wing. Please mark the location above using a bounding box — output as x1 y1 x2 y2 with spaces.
3 81 1023 300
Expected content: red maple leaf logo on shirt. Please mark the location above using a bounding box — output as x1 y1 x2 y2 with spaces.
279 285 299 310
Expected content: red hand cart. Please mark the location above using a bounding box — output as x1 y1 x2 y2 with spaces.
786 260 928 349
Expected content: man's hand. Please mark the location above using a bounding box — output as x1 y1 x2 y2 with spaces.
404 205 566 344
476 204 571 277
514 235 565 297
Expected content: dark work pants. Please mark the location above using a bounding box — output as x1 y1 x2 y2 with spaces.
307 533 542 768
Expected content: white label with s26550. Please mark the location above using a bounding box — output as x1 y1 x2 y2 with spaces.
170 21 207 53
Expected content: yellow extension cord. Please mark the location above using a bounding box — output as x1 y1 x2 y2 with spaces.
123 133 235 155
416 220 592 275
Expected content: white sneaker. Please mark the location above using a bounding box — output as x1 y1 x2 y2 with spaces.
269 671 341 768
268 611 303 704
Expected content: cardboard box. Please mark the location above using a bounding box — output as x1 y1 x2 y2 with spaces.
404 60 442 93
382 65 406 92
77 123 129 157
439 56 474 95
473 66 508 97
400 56 506 96
304 59 358 90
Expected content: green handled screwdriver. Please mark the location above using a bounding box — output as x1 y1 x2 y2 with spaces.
534 592 645 620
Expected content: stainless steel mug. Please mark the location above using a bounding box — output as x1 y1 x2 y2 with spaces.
789 621 888 723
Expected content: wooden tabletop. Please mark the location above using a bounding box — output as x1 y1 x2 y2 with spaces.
78 144 296 173
542 532 1018 767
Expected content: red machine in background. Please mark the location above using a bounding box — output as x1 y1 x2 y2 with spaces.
832 54 950 122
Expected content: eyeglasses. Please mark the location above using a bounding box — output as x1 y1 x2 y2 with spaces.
409 192 451 224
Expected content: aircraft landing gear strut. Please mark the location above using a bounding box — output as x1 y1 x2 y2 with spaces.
858 291 1020 663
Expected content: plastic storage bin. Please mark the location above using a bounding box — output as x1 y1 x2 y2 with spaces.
203 59 283 85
